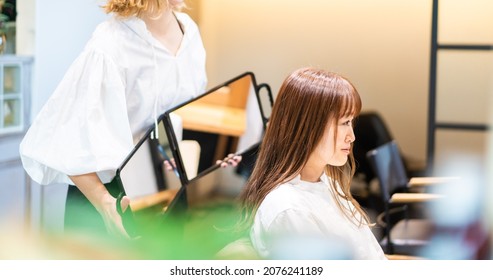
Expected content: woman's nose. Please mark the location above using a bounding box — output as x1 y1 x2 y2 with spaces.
346 128 355 143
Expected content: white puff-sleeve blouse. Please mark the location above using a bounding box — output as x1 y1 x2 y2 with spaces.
19 12 207 185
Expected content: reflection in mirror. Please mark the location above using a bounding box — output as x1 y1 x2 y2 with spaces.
165 73 267 183
116 119 182 214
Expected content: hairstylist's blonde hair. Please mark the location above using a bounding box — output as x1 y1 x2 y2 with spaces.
103 0 186 18
237 67 371 232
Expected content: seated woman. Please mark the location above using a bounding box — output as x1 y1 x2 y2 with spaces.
236 67 387 260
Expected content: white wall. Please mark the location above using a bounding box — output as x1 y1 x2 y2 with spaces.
198 0 431 165
33 0 108 117
197 0 493 171
29 0 107 232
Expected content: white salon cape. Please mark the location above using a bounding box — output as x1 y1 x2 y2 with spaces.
19 12 207 185
250 174 387 260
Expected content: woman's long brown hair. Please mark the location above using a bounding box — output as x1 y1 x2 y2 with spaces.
236 67 371 232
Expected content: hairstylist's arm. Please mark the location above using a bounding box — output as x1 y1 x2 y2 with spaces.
69 173 130 238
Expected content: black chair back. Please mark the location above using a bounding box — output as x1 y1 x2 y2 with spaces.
353 112 394 184
366 140 409 201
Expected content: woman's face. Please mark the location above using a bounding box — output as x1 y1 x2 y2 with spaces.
311 115 356 167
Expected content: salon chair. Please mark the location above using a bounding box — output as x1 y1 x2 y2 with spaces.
352 111 427 217
366 140 456 256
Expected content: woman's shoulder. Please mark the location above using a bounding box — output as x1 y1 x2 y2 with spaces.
259 182 308 213
257 175 336 217
255 182 322 232
266 181 302 198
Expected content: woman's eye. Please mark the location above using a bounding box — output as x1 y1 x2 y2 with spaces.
342 120 352 126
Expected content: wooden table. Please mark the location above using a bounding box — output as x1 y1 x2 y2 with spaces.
174 103 246 137
174 103 247 162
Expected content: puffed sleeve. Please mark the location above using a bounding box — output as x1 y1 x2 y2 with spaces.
19 49 134 185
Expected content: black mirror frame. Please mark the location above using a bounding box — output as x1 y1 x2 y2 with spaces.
163 71 273 186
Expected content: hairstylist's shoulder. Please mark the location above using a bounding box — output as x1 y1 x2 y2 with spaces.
81 17 128 62
87 17 123 48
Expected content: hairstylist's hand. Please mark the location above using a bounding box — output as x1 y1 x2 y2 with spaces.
100 193 131 239
163 158 177 171
216 153 242 168
69 173 131 239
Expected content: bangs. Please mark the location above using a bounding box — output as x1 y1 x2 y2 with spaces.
337 84 361 119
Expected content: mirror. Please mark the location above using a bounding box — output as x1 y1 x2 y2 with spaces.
112 117 186 238
164 72 272 184
115 117 183 210
112 72 273 239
